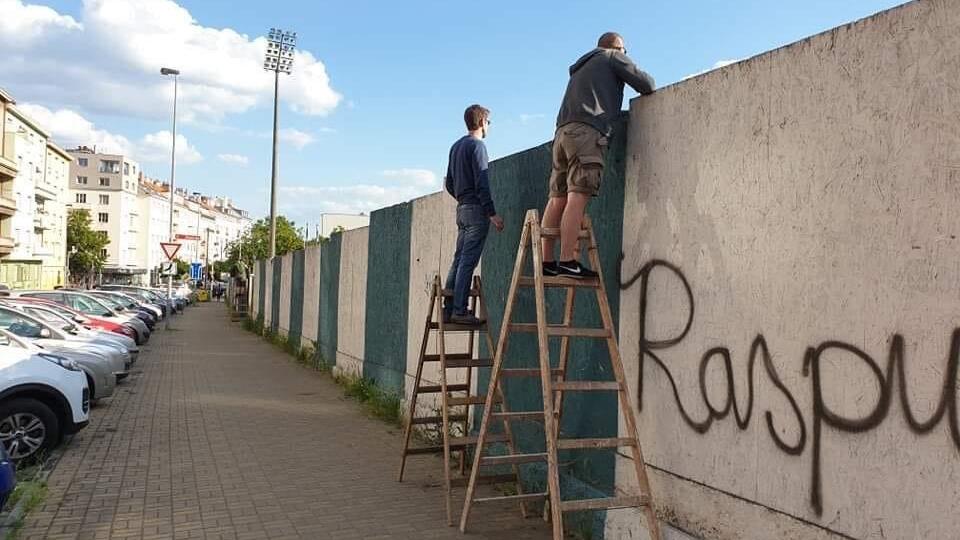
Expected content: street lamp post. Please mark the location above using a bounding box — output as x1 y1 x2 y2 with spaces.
161 66 179 321
264 27 296 259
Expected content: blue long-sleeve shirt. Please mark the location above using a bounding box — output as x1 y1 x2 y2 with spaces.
444 135 496 217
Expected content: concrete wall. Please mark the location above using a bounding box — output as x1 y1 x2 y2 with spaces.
278 253 293 336
301 244 322 347
249 265 260 321
336 227 368 375
288 250 305 346
613 2 960 539
318 233 341 365
263 258 273 329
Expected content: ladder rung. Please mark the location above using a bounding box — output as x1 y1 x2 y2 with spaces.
448 395 501 406
410 414 468 425
557 437 637 450
447 358 493 369
405 434 509 455
499 368 564 377
480 453 548 466
553 381 621 391
440 288 481 297
450 473 517 487
422 353 472 362
517 276 601 289
540 227 589 239
416 384 470 394
474 492 548 504
430 322 487 331
492 411 547 421
508 324 611 338
559 495 648 512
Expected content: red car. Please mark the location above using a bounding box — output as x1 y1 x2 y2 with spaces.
0 297 138 341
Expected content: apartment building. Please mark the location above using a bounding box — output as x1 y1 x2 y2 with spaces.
67 146 146 284
0 89 17 259
1 105 69 289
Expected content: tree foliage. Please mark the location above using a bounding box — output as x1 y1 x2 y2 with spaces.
226 216 304 272
67 209 109 285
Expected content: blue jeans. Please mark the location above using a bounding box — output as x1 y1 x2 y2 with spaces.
444 204 489 316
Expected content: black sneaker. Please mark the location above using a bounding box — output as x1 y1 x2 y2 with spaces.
543 261 560 276
556 260 598 279
450 313 484 326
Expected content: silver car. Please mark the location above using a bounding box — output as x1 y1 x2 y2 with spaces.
0 308 124 400
5 301 139 364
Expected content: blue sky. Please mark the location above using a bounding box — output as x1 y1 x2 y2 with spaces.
3 0 907 226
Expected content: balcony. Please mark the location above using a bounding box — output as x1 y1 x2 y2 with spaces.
0 236 13 255
0 189 15 216
0 133 16 179
33 212 56 230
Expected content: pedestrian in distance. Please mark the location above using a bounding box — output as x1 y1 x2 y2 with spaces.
541 32 655 278
443 104 504 326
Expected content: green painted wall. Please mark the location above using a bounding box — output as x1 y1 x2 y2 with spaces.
257 259 266 323
289 250 305 346
362 202 412 395
478 116 628 508
318 233 342 366
271 257 282 333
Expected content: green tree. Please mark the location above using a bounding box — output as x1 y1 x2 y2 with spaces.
173 258 190 278
227 216 304 272
67 209 109 286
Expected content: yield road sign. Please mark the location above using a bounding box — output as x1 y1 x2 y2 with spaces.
160 242 181 261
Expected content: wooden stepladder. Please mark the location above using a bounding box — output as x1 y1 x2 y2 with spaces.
398 274 527 526
459 209 661 540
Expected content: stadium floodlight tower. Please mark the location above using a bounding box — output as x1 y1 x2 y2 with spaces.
263 27 297 259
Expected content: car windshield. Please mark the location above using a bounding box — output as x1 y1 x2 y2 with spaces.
0 309 47 339
92 294 125 310
68 294 114 317
22 307 74 332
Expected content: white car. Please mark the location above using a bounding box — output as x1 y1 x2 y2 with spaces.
0 340 89 461
7 301 139 363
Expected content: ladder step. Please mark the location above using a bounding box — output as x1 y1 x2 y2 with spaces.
480 453 549 466
492 411 547 421
540 227 589 239
553 381 621 391
518 276 601 289
430 322 487 331
422 353 472 362
500 368 564 377
416 384 470 394
405 434 509 455
410 414 468 425
474 492 548 504
448 395 501 406
557 437 637 450
440 288 481 297
422 354 493 368
559 495 648 512
450 473 518 487
508 324 611 338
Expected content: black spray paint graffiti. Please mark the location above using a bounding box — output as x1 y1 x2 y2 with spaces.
619 258 960 516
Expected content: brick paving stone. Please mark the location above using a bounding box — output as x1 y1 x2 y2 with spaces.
15 303 555 539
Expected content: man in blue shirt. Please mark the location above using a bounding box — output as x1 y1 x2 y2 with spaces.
443 104 504 325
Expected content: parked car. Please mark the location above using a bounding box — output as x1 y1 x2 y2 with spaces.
0 296 139 343
15 291 150 345
82 291 156 330
100 290 163 320
0 444 13 510
0 309 124 400
0 339 89 462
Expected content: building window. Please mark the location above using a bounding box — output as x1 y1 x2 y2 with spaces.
125 181 129 190
97 231 108 241
76 176 88 185
98 160 120 174
124 162 130 175
99 194 109 205
99 177 110 187
100 248 108 258
75 193 86 204
78 158 88 167
98 212 109 223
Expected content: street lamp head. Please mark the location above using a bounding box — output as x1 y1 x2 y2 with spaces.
160 67 180 76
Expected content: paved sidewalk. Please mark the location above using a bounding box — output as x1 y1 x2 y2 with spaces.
17 303 552 540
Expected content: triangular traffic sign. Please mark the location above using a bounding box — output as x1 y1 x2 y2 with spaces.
160 242 182 261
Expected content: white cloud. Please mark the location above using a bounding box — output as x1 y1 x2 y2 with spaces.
381 168 437 188
682 58 743 80
1 0 341 124
519 113 545 125
278 128 315 150
279 180 437 218
217 153 249 166
17 103 202 164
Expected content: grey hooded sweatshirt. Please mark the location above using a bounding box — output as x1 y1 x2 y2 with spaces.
556 48 655 137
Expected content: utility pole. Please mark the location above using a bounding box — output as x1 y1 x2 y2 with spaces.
160 66 179 325
264 28 297 259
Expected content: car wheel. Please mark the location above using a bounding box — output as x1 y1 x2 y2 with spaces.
0 398 60 462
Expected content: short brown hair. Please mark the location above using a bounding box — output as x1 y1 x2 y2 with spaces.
598 32 623 49
464 104 490 130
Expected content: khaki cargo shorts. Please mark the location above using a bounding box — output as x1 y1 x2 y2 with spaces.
548 122 608 198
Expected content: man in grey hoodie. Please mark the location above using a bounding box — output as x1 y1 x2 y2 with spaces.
542 32 655 279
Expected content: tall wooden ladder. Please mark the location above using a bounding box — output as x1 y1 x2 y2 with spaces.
459 209 661 540
398 274 528 526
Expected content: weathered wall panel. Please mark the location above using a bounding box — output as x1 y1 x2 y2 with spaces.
337 228 368 375
288 250 305 346
278 253 293 336
301 244 322 346
318 234 342 366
